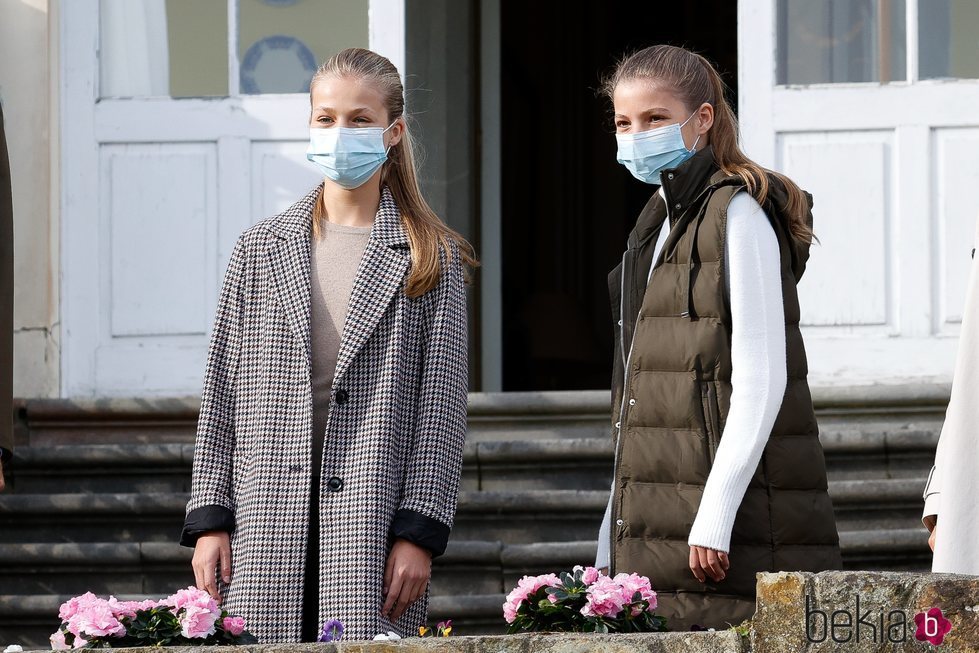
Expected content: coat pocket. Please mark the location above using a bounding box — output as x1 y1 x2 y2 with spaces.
700 381 721 465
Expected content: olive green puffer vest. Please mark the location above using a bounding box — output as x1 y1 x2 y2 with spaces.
607 147 842 631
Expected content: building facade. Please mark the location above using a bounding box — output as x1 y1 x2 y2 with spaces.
3 0 979 399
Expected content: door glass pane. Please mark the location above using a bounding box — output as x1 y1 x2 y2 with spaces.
99 0 229 98
238 0 369 95
777 0 907 84
919 0 979 79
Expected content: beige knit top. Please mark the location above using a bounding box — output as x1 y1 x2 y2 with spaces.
309 220 372 478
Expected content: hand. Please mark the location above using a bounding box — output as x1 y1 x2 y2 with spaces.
689 545 729 583
929 524 937 552
381 538 432 622
192 531 231 603
0 459 5 492
598 567 609 575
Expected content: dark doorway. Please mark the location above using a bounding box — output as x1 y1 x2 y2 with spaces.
499 1 738 391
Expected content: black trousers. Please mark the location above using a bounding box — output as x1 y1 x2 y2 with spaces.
300 477 320 642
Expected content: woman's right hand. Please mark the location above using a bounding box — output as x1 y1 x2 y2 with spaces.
928 524 937 552
192 531 232 603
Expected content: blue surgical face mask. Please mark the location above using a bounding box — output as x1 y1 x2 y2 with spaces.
615 111 701 185
306 121 396 189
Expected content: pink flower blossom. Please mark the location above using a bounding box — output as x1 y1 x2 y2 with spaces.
222 616 245 637
58 593 99 623
66 598 126 639
166 587 218 613
580 575 627 618
71 636 88 650
106 597 160 619
50 630 70 650
581 566 600 586
613 572 658 613
502 573 561 623
180 605 219 639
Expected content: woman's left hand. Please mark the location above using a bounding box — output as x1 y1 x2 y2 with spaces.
381 538 432 622
689 545 729 583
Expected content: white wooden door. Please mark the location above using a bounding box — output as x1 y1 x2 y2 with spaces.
61 0 405 397
739 0 979 387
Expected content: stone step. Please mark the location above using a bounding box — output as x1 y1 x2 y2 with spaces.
0 527 930 599
0 529 933 647
0 478 930 545
5 419 939 495
12 385 949 449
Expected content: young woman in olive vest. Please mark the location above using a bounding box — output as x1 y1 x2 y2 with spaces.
594 45 842 631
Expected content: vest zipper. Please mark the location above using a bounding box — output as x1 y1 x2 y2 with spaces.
700 381 721 464
610 248 635 573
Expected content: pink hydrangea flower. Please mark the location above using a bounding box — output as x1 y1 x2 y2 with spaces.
71 636 88 650
223 616 245 637
49 630 70 650
580 575 627 618
502 573 562 623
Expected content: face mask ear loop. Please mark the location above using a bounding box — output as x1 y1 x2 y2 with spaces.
681 110 702 154
382 119 399 156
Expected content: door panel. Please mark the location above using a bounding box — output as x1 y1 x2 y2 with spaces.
740 0 979 385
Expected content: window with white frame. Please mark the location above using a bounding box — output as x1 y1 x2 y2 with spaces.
777 0 979 85
99 0 369 98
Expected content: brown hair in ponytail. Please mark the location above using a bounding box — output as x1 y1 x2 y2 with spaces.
602 45 814 244
309 48 478 296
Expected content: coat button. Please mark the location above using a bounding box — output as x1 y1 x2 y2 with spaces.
617 319 623 326
615 421 621 429
667 173 674 180
326 476 344 492
334 388 349 405
629 398 636 406
674 203 682 210
616 519 624 526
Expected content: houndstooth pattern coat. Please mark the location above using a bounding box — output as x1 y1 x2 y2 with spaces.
184 184 469 642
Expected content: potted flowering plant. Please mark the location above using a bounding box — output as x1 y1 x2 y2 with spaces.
503 566 667 634
50 587 256 649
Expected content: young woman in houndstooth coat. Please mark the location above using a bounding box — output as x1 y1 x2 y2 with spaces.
180 48 476 643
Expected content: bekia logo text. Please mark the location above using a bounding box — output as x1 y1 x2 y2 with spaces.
806 594 952 646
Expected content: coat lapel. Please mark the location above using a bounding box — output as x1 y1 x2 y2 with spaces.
332 186 410 387
266 185 321 368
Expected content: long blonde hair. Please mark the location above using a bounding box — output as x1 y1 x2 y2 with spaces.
602 45 814 243
309 48 477 296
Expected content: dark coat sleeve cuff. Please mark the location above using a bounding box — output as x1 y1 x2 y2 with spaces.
391 508 451 558
0 447 11 465
180 505 236 547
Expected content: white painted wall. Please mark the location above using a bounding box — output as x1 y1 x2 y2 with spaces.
0 0 60 398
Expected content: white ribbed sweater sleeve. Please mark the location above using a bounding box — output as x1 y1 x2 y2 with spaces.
686 191 787 553
595 191 786 566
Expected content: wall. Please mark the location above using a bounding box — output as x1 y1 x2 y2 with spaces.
0 0 59 398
